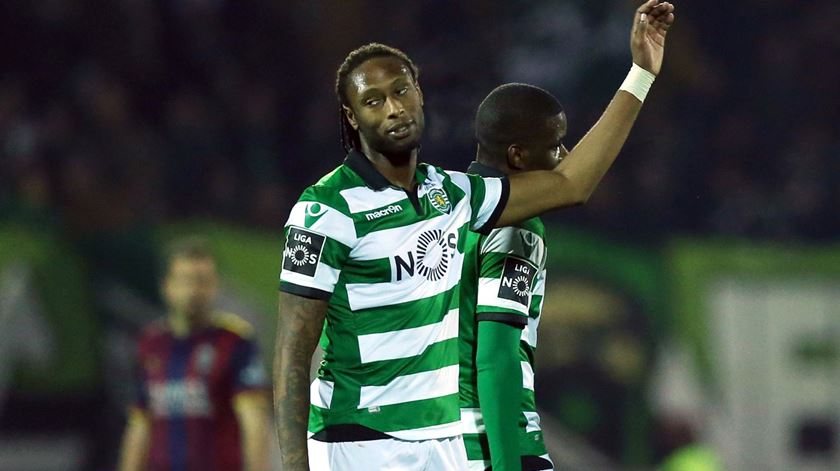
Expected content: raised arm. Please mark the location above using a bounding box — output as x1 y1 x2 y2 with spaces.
273 292 327 471
497 0 675 227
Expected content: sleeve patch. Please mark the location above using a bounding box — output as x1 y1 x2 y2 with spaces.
498 256 537 306
283 227 326 277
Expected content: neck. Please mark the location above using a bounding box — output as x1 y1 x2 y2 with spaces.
361 142 418 190
475 147 514 176
169 310 210 337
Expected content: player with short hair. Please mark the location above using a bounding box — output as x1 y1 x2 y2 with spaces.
275 2 674 469
118 237 271 471
459 83 566 471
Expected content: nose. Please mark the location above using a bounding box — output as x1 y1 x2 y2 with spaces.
385 97 405 118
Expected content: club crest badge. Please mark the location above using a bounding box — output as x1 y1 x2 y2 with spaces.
427 187 451 214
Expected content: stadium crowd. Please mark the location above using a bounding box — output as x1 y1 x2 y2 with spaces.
0 1 837 469
2 0 838 242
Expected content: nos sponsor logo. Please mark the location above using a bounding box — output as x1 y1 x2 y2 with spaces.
283 227 325 277
498 257 537 306
393 229 458 281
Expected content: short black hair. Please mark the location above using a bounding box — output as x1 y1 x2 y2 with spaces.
335 43 420 153
475 83 564 160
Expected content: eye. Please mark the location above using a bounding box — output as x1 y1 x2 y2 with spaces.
396 87 409 96
365 98 382 107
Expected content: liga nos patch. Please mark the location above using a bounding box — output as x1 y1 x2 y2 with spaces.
283 227 325 277
498 256 537 306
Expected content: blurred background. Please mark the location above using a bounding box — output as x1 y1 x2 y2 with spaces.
1 0 838 470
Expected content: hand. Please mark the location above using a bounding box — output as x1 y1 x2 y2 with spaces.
630 0 675 76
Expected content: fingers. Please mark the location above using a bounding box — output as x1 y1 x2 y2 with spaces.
647 2 675 22
643 2 675 35
636 0 659 16
633 0 658 36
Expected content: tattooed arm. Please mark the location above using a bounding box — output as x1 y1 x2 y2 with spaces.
274 291 327 471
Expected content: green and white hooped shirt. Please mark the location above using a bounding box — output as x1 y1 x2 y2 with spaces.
458 161 549 464
279 151 509 441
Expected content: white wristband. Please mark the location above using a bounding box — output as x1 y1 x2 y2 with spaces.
619 63 656 102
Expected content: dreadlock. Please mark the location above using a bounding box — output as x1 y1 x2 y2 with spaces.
335 43 420 153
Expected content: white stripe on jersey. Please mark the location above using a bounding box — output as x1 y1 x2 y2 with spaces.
521 361 534 391
449 172 504 232
532 269 546 297
346 250 464 311
477 277 531 315
480 226 546 262
359 365 459 409
460 408 485 434
310 378 334 409
286 202 356 247
340 186 407 214
281 262 340 294
358 309 459 363
387 420 463 441
521 315 540 349
348 198 471 260
524 411 542 433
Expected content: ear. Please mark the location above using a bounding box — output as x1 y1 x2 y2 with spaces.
507 144 526 170
342 105 359 130
416 81 424 106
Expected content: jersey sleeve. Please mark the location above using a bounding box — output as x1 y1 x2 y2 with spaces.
474 227 540 327
450 171 509 234
229 337 270 394
279 196 356 300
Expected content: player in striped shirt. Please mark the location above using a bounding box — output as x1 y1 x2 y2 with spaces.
458 84 565 471
275 2 674 469
118 238 271 471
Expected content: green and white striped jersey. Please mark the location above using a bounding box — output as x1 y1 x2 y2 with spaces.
459 162 549 464
279 151 509 441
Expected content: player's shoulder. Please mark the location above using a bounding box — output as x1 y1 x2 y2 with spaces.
482 217 546 255
295 165 362 215
420 162 458 182
139 318 170 340
136 318 172 352
421 163 477 198
211 312 255 340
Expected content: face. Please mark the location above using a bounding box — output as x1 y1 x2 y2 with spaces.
343 56 425 156
513 112 568 171
163 257 218 320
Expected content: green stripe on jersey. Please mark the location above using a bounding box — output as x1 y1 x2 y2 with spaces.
459 216 549 460
280 159 507 440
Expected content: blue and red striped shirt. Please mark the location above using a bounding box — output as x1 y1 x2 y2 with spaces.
132 313 268 471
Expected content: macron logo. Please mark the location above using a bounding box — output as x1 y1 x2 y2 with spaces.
365 204 404 221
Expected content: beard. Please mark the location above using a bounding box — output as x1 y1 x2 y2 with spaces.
358 116 424 161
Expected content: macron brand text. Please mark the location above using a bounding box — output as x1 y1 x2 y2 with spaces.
365 204 404 221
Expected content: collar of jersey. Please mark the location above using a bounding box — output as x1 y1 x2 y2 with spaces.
467 161 507 178
345 150 428 191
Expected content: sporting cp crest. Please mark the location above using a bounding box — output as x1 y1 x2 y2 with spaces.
427 187 451 214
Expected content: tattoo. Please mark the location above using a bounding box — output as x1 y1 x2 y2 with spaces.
274 292 327 471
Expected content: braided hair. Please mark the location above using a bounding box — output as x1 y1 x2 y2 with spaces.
335 43 420 153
